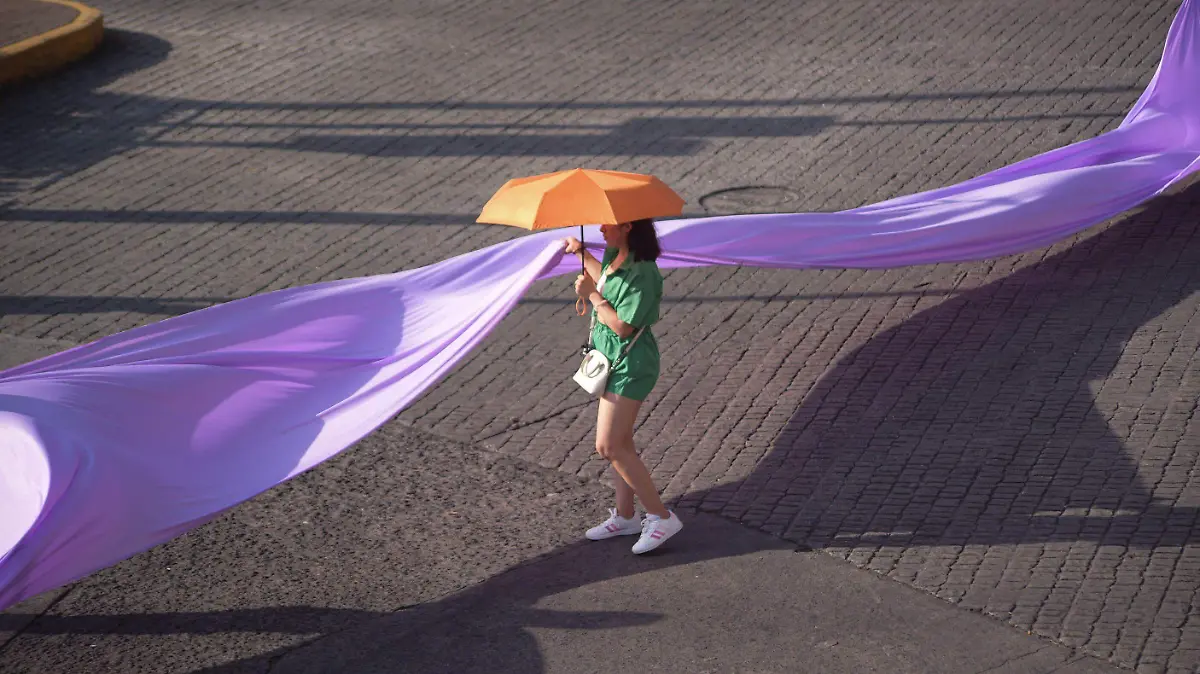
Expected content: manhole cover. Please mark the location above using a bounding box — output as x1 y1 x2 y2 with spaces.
698 185 802 214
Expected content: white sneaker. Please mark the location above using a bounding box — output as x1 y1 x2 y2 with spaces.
632 511 683 554
586 508 641 540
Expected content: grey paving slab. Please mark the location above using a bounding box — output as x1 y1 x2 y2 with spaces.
1 0 1197 670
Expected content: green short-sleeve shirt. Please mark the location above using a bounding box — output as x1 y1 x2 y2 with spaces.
592 248 663 401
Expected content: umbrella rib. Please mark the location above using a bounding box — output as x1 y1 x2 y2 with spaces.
581 170 619 224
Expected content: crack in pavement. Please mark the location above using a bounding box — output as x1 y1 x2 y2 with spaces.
475 401 593 443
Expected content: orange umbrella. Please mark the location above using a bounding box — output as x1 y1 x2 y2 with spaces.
477 168 685 314
477 168 685 230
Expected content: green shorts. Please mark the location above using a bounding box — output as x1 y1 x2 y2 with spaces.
598 330 660 401
591 251 664 401
605 367 658 401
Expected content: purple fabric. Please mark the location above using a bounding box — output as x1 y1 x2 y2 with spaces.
2 0 1199 611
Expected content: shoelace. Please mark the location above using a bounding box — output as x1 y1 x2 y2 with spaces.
603 508 633 530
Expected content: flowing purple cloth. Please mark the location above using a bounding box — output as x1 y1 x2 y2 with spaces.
2 1 1199 611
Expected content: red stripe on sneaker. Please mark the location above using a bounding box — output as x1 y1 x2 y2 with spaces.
651 531 664 539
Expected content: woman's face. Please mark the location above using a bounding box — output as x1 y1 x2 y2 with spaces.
600 222 632 248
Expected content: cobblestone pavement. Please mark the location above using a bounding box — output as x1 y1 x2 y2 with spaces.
2 0 1197 670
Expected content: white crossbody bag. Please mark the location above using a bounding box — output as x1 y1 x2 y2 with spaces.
573 314 645 396
573 275 645 396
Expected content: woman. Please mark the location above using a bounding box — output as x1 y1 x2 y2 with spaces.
564 218 683 554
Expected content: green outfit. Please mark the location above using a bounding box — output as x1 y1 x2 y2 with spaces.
591 248 663 401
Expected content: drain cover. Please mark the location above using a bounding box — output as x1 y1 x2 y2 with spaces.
698 185 801 214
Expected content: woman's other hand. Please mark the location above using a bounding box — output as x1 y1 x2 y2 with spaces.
564 237 583 255
575 273 597 299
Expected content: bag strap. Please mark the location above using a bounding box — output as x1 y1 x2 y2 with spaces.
612 326 645 369
587 308 645 368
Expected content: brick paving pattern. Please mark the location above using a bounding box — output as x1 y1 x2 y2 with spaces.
1 0 1197 670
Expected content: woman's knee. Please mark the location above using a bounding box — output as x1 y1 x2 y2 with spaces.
595 438 633 461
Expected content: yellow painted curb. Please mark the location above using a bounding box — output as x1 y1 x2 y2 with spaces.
0 0 104 86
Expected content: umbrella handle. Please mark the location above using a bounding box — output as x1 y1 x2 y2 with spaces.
576 224 588 316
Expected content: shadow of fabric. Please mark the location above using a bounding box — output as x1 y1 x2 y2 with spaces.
675 181 1199 604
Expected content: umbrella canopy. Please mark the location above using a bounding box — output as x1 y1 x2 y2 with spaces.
476 168 684 229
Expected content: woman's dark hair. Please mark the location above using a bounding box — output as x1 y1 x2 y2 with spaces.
626 218 662 262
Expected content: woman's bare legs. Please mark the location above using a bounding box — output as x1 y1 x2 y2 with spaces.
596 392 669 519
611 466 636 519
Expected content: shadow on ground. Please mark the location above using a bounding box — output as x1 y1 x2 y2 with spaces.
1 28 1134 220
685 180 1200 558
4 516 1097 674
0 30 173 206
2 538 688 673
